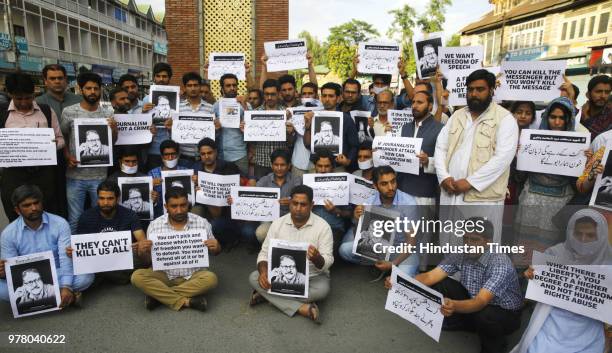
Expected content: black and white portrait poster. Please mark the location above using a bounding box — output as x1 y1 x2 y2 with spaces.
74 118 113 167
311 111 343 155
118 176 154 220
5 251 61 318
350 110 374 143
161 169 195 209
268 239 309 298
352 206 400 262
150 85 180 127
413 32 443 79
590 143 612 211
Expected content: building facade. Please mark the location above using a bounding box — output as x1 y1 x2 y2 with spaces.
460 0 612 103
0 0 167 86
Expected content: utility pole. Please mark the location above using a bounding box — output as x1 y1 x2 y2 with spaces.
3 0 20 69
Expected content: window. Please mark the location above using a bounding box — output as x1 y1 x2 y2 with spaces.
598 12 609 34
561 22 567 40
58 36 65 51
579 18 585 37
114 7 127 23
569 20 576 39
13 25 25 37
589 16 595 36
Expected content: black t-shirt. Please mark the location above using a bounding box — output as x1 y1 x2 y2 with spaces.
76 205 142 241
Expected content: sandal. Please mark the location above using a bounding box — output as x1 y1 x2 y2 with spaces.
249 290 267 306
307 303 321 324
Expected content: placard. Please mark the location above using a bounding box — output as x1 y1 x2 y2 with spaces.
497 60 567 102
302 173 350 206
312 111 344 155
244 110 286 142
230 187 280 222
373 136 423 175
388 109 414 136
351 110 374 143
208 52 245 80
150 85 180 127
71 231 133 275
218 97 241 128
195 172 240 207
149 230 209 271
74 118 113 167
114 114 153 145
353 206 399 262
288 105 323 136
438 46 483 76
413 32 443 79
161 169 194 207
264 39 308 72
0 128 57 167
357 41 401 75
171 112 215 144
350 175 377 205
590 143 612 211
268 239 309 298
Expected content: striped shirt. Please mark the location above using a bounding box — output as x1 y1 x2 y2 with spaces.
147 212 215 280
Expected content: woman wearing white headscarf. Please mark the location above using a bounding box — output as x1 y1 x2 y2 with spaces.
511 208 612 353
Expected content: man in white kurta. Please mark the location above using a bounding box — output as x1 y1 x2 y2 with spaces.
435 69 518 244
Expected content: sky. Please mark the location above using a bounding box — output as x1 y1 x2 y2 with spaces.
289 0 494 43
141 0 165 13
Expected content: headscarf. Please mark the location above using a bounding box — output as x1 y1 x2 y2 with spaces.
538 96 576 132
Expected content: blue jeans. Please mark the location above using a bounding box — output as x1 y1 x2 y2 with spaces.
0 274 95 302
66 178 102 233
338 228 420 277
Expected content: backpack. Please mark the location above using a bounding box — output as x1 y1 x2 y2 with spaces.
0 102 52 128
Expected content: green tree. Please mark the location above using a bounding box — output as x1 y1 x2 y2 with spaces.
446 33 461 47
417 0 452 33
327 43 356 80
297 30 328 66
328 19 380 45
387 4 418 75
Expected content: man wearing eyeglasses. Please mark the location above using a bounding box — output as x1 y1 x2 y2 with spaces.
15 269 55 304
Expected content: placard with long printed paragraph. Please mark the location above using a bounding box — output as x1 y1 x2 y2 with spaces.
207 52 245 80
353 206 399 262
149 230 209 271
114 114 153 145
71 231 133 275
516 129 590 177
230 186 280 222
0 128 57 167
161 169 194 207
171 112 215 144
349 175 377 205
497 60 567 102
244 110 286 142
74 118 113 167
526 251 612 324
268 239 309 298
590 143 612 211
385 266 444 342
312 111 343 155
388 109 414 136
196 172 240 207
288 105 323 136
5 251 61 318
118 176 154 220
303 173 350 206
264 39 308 72
413 32 443 79
373 136 423 175
218 98 241 128
357 41 401 75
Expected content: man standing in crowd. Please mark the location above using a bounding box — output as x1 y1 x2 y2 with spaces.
435 69 518 244
247 88 263 110
109 88 131 114
369 90 395 137
131 186 221 311
118 74 143 114
61 72 117 233
580 75 611 139
143 63 173 170
278 75 300 108
0 185 94 308
200 80 216 105
249 185 333 323
0 72 64 221
68 180 147 284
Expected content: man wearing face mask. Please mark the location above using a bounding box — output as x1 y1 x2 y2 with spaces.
435 69 519 245
148 140 190 218
353 141 374 181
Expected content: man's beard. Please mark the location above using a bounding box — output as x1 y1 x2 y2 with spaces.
224 91 237 98
24 210 42 222
84 94 100 105
467 94 493 114
100 205 115 216
412 107 429 120
170 212 188 223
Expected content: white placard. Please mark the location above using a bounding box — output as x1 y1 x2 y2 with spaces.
0 128 57 167
497 60 567 102
590 143 612 211
357 41 401 75
352 206 399 262
264 39 308 72
150 85 180 127
74 118 113 167
150 230 209 271
71 231 133 275
195 172 240 207
438 46 483 76
161 169 195 207
208 52 246 80
312 111 344 155
413 32 443 79
288 106 323 136
244 110 286 142
526 251 612 324
231 186 280 222
5 251 61 318
385 266 444 342
218 98 241 128
268 239 310 298
446 69 476 106
350 175 377 205
114 114 153 145
517 129 590 177
388 109 414 136
118 176 154 220
302 173 350 206
171 112 215 144
373 136 423 175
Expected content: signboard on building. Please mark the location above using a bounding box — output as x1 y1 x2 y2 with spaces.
153 42 167 56
505 45 548 61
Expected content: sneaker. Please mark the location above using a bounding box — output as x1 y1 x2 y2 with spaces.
189 295 208 312
145 295 161 311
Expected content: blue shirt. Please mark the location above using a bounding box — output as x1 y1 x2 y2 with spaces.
1 213 74 289
128 99 144 114
439 252 523 311
213 101 247 162
367 189 419 254
148 165 189 218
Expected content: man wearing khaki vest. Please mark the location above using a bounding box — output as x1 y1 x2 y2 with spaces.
434 69 518 244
